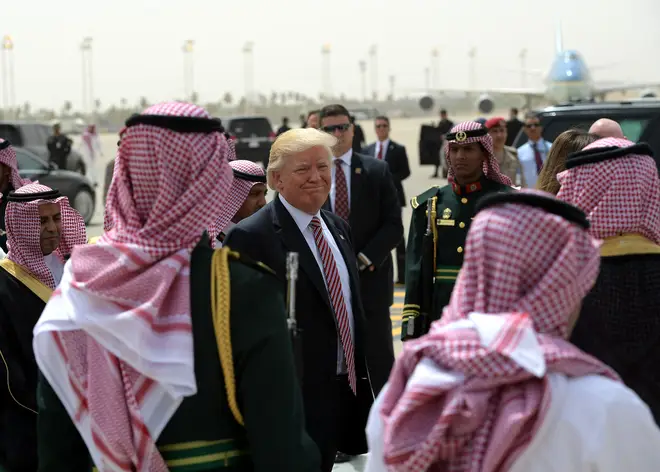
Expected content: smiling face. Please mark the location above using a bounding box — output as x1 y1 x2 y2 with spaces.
272 145 331 214
448 142 487 184
38 202 61 255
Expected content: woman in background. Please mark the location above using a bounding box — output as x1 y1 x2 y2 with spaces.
536 129 598 194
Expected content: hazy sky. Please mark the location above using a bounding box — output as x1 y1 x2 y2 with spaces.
2 0 659 110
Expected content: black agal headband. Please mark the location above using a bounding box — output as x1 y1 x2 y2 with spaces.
125 114 224 134
475 192 590 229
565 142 653 169
0 140 11 151
232 168 266 183
446 127 488 142
7 189 61 203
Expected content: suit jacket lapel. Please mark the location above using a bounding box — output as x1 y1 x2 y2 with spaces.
273 198 333 312
386 142 395 163
350 153 364 228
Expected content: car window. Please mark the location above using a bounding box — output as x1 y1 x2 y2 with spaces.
14 148 46 170
35 125 52 142
21 124 44 145
228 118 273 137
642 118 660 159
0 124 23 145
514 114 654 147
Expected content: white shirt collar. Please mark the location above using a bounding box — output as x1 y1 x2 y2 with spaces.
44 253 64 285
278 194 322 233
333 148 353 167
378 138 390 148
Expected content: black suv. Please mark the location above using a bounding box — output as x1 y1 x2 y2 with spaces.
219 116 275 166
0 121 86 174
512 100 660 156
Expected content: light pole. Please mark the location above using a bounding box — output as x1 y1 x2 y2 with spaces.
182 40 194 102
358 60 367 102
2 35 15 119
321 43 331 100
368 44 378 101
80 37 94 117
388 75 395 101
242 41 254 113
468 47 477 90
431 47 440 89
424 67 431 91
519 48 528 87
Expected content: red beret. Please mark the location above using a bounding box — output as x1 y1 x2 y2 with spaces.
485 117 506 129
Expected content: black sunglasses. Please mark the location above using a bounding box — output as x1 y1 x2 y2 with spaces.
525 123 541 129
322 123 351 133
375 124 389 129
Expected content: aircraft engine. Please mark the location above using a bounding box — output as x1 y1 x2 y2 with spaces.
477 94 495 114
640 89 657 99
419 95 435 111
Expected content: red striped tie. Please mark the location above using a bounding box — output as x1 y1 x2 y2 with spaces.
333 160 350 221
309 216 357 394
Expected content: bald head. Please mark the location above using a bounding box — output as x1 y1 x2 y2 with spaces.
589 119 625 139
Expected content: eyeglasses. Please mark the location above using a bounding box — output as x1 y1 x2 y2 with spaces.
525 123 541 129
322 123 351 133
375 124 389 129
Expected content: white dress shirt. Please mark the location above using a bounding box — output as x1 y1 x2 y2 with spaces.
330 149 353 213
365 373 660 472
44 253 64 285
517 139 552 188
279 194 354 374
376 139 390 160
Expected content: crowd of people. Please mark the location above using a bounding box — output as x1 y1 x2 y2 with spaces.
0 98 660 472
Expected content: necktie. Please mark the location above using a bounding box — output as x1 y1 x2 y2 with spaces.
377 143 383 160
334 160 350 221
533 142 543 173
309 217 357 394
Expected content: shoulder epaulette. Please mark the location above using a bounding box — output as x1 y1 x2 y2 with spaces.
411 186 443 209
224 247 276 276
505 145 518 156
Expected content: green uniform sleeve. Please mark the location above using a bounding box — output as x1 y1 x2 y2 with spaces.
37 372 91 472
230 268 321 472
402 201 427 340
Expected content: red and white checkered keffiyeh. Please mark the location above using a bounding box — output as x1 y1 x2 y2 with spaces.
0 138 33 192
208 159 265 247
380 189 617 472
445 121 513 186
6 183 87 288
33 102 234 471
556 137 660 243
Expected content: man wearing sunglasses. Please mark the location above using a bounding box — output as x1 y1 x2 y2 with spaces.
516 112 553 188
319 104 403 465
363 116 411 284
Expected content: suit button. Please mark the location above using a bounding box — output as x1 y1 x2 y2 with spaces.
457 246 463 253
459 222 465 229
461 198 468 204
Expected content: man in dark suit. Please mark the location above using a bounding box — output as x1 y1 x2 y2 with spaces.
319 104 402 399
362 115 411 284
506 107 524 146
224 127 373 472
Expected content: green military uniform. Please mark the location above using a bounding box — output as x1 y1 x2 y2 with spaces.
402 177 513 340
36 236 320 471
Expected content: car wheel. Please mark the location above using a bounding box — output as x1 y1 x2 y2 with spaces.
72 187 96 224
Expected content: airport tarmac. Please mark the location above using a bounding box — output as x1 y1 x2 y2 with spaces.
80 112 485 471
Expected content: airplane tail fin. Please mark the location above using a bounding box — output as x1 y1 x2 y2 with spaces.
555 21 563 54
